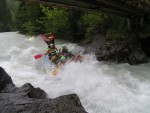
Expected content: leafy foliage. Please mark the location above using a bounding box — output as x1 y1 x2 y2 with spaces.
6 0 20 29
105 16 128 40
16 3 45 35
39 5 68 36
5 0 150 43
81 13 102 42
0 0 11 32
22 21 36 35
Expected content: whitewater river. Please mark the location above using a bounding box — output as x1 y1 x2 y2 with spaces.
0 32 150 113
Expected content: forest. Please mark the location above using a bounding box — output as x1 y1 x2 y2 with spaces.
0 0 149 42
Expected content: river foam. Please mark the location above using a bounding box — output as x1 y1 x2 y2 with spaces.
0 32 150 113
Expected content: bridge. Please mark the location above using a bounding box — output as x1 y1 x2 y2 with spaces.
19 0 150 17
19 0 150 31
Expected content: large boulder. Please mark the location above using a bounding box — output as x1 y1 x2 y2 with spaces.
0 67 87 113
140 37 150 57
84 34 148 65
0 67 13 91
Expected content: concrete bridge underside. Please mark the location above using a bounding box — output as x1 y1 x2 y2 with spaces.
19 0 150 17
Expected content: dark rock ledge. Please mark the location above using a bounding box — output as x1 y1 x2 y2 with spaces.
83 34 148 65
0 67 87 113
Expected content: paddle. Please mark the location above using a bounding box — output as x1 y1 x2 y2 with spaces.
34 54 43 59
51 67 60 76
41 34 48 42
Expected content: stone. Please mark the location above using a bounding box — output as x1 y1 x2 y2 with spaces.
0 67 87 113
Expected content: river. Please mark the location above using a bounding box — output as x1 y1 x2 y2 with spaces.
0 32 150 113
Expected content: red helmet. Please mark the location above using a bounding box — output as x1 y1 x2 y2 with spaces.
49 35 54 39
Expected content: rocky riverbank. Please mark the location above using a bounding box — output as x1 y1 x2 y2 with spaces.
0 67 87 113
83 34 148 65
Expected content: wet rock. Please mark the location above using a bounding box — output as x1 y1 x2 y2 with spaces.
0 67 13 91
0 67 87 113
84 34 148 65
140 37 150 56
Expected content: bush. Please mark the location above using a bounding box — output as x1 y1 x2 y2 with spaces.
22 21 36 35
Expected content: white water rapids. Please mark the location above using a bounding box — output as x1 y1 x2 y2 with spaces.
0 32 150 113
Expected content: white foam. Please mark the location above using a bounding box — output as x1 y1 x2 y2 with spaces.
0 32 150 113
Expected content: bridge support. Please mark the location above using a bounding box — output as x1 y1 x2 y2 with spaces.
127 17 144 33
140 17 144 27
127 18 131 31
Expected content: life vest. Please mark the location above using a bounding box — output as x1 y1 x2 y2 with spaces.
48 49 55 56
51 55 61 64
45 48 55 59
62 48 68 54
67 53 75 59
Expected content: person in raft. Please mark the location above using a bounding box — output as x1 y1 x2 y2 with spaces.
45 32 55 48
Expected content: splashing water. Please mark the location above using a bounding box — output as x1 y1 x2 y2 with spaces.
0 32 150 113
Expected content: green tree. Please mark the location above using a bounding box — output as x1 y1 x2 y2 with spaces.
0 0 11 32
40 5 84 42
67 9 84 42
6 0 20 30
40 5 68 37
16 2 45 35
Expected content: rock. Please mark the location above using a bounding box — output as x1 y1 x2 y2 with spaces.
19 83 48 99
140 37 150 56
0 67 13 91
0 67 87 113
84 34 148 65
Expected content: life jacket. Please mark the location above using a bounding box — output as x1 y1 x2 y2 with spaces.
51 55 61 64
47 48 55 57
67 53 75 59
48 35 55 48
62 48 68 55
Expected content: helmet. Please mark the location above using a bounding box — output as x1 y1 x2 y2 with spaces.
62 45 66 48
61 56 66 61
68 50 72 53
55 50 59 54
50 44 53 46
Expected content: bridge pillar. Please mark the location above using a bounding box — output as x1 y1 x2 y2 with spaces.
127 17 143 33
140 17 144 27
127 18 131 31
